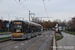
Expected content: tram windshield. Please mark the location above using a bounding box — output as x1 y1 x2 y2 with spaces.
12 24 23 33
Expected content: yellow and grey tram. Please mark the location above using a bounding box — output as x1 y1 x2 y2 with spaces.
11 20 42 39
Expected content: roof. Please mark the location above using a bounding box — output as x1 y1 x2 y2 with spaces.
13 20 41 26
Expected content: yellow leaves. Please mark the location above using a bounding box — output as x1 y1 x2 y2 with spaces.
42 20 52 29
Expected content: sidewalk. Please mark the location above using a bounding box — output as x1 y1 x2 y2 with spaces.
55 33 61 36
57 32 75 50
0 34 11 38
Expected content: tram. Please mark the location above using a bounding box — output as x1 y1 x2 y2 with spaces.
11 20 42 39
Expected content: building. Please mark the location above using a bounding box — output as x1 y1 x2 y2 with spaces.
72 17 75 31
0 19 4 32
0 19 10 32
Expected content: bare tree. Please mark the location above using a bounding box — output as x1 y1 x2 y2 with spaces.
60 20 67 27
31 17 44 25
52 19 61 28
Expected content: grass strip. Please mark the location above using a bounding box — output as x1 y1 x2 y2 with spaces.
55 36 62 40
0 32 11 35
63 31 75 35
0 37 11 40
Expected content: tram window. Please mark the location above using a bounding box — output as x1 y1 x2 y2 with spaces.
14 25 22 29
12 24 23 33
16 29 21 32
24 24 28 33
13 28 22 33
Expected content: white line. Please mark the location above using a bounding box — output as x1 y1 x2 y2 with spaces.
40 35 43 37
22 36 44 50
51 35 52 37
25 41 28 43
21 43 24 45
53 32 56 50
39 33 52 50
46 35 48 37
15 46 18 48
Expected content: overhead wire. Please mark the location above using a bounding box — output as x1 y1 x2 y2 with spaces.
19 1 30 11
14 0 50 20
43 0 48 17
14 0 32 20
14 0 30 11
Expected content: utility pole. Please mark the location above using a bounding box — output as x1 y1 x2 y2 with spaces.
23 18 24 20
29 10 30 21
1 16 3 20
29 10 35 21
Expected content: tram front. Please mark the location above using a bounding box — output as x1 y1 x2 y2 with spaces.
11 21 25 39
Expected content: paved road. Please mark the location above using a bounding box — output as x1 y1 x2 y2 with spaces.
0 34 11 38
57 32 75 50
0 31 53 50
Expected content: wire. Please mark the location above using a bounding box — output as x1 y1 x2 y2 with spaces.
43 0 48 17
14 0 29 11
19 1 30 11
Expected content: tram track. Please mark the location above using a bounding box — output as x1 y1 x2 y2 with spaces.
22 35 44 50
0 31 53 50
23 31 52 50
0 41 21 48
0 34 43 50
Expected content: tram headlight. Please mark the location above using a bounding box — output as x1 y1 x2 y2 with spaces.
22 33 24 35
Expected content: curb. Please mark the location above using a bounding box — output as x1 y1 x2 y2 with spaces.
53 32 56 50
0 39 11 43
56 35 63 41
56 32 63 41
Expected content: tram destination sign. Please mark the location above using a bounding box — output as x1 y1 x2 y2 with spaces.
14 22 22 24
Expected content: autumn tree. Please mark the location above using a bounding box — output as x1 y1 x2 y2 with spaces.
42 20 52 29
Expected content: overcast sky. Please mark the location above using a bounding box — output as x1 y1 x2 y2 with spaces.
0 0 75 21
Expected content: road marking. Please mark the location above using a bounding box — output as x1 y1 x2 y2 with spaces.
64 35 75 37
22 36 44 50
46 35 48 37
51 35 52 37
21 43 24 45
39 33 52 50
37 36 39 37
71 35 74 37
15 46 18 48
40 35 43 37
25 41 28 43
64 35 66 36
67 35 70 37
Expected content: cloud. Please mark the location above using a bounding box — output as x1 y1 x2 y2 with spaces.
0 0 75 21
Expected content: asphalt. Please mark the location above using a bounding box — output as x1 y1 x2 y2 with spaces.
57 32 75 50
0 31 53 50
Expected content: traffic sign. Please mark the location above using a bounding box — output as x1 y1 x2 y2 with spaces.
6 23 10 27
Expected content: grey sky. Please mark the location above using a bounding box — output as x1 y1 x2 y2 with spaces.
0 0 75 21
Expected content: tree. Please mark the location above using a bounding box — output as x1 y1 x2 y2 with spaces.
60 20 67 27
42 20 52 29
31 17 44 25
52 19 61 28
